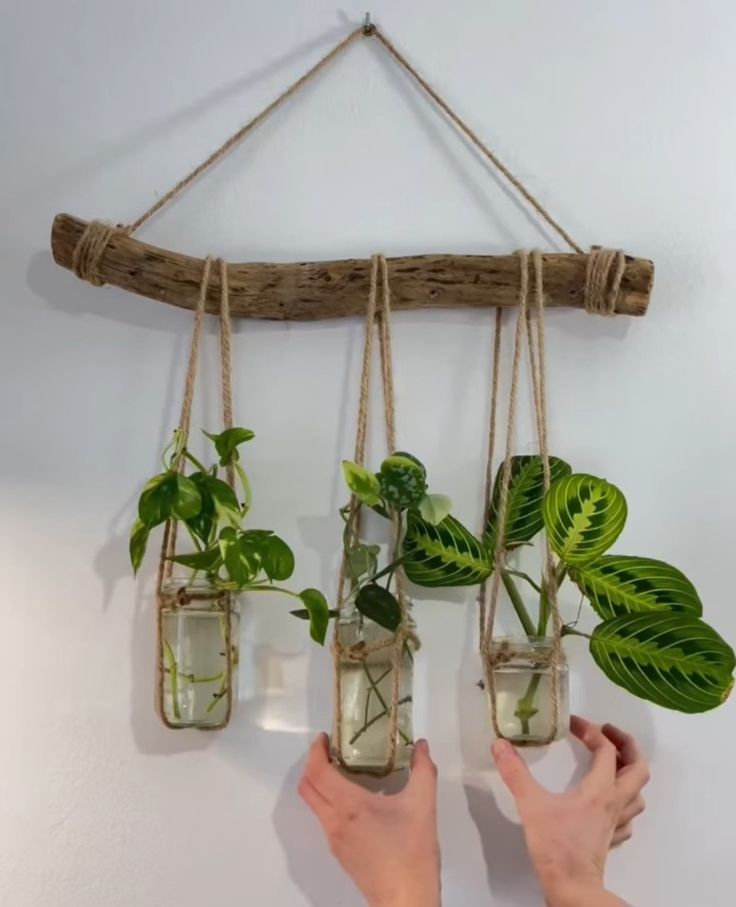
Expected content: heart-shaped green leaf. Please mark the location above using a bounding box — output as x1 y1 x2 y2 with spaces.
486 455 572 553
379 455 427 510
355 583 402 632
342 461 382 507
221 531 260 586
417 493 453 526
589 613 735 713
138 473 201 527
298 588 331 645
403 512 492 587
186 473 217 545
203 427 255 466
172 547 223 573
261 535 295 581
572 556 703 620
542 473 626 567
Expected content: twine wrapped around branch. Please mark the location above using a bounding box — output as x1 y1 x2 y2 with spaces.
479 251 564 746
331 254 419 776
155 257 237 730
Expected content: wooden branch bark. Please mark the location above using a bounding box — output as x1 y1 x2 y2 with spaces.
51 214 654 319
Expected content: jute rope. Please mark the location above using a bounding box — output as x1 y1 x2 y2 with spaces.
155 256 237 730
68 23 628 316
331 254 419 776
480 250 563 746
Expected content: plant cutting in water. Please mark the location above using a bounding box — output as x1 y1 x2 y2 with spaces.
486 455 736 739
129 427 329 723
335 452 491 764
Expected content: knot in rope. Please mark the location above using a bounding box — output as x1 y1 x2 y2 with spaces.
71 220 128 286
584 247 626 316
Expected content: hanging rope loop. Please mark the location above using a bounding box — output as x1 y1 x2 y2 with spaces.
331 253 417 776
154 255 237 730
480 250 563 746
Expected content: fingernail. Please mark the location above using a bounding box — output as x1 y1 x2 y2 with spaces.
415 738 429 753
493 739 513 761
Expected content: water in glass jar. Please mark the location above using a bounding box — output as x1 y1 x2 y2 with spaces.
490 661 569 745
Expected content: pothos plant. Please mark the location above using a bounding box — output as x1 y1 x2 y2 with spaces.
340 452 492 628
486 455 735 730
130 427 330 642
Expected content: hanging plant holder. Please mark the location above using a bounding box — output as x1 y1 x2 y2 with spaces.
50 19 733 746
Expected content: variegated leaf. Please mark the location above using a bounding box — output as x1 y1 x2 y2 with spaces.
542 473 626 566
572 556 702 620
485 455 572 553
403 512 492 587
590 613 735 714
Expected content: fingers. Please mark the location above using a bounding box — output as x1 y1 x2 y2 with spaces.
617 794 646 827
571 716 617 792
298 775 333 825
406 739 438 798
611 821 634 848
602 723 650 801
492 739 543 802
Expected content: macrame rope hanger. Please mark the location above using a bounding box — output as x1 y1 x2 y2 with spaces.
332 254 420 776
155 258 237 730
66 20 629 318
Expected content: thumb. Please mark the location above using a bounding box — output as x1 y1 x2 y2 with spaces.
407 739 438 795
492 739 541 802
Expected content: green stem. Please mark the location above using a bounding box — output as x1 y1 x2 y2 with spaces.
183 449 208 474
350 661 412 747
505 569 543 595
515 673 543 737
500 571 537 637
235 462 252 517
163 640 182 720
349 696 413 746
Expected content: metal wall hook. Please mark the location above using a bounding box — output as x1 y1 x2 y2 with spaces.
363 12 376 35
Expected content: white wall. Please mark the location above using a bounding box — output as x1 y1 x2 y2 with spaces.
3 2 736 904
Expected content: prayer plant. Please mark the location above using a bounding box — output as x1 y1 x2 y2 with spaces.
488 455 735 715
340 452 492 628
129 427 330 643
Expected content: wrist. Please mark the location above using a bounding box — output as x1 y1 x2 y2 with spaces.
376 881 440 907
545 880 623 907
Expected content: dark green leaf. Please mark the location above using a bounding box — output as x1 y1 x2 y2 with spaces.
391 451 427 477
129 518 150 574
299 588 331 644
291 608 340 620
379 454 428 510
342 461 382 507
485 455 572 553
138 473 177 527
355 583 402 632
571 556 703 620
543 473 627 566
261 536 295 581
590 613 735 713
403 512 492 587
203 427 255 466
171 547 223 573
186 472 217 545
222 531 260 586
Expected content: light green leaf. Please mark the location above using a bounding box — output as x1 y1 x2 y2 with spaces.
486 455 572 553
171 547 223 573
590 613 735 714
418 493 453 526
222 532 260 586
203 427 255 466
129 518 150 574
402 512 492 587
542 473 627 566
572 556 703 620
347 544 380 580
378 454 427 510
299 588 331 645
342 461 382 506
261 536 295 581
355 583 402 632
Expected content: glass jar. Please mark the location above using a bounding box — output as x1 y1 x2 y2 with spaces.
486 637 569 746
332 610 415 774
159 579 241 729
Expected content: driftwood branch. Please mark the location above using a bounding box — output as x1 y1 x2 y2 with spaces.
51 214 654 319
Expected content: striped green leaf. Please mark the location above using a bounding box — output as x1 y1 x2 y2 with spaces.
590 614 735 714
542 473 627 566
486 455 572 553
572 556 702 620
403 512 492 587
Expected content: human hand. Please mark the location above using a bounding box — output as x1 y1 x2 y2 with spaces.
299 734 441 907
492 716 649 907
